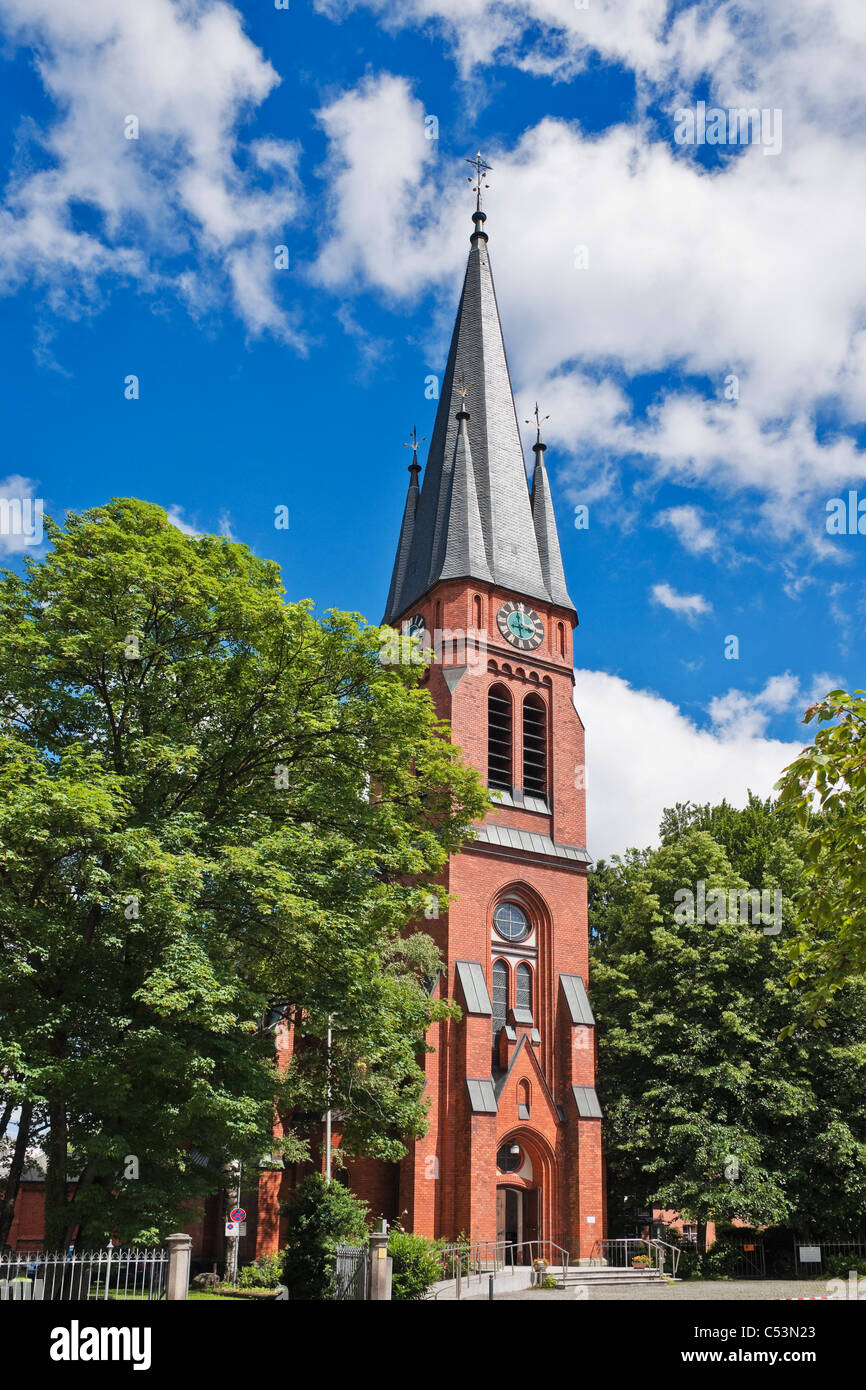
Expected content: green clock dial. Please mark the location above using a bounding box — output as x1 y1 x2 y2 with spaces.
407 613 427 638
496 601 544 651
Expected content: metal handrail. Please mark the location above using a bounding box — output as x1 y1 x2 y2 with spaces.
647 1236 681 1278
588 1237 680 1278
435 1238 571 1298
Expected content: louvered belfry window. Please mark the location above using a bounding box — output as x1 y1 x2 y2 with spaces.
522 695 548 798
488 684 513 791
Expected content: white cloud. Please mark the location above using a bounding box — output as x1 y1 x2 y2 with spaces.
0 0 303 342
165 505 200 537
656 505 716 556
708 670 843 739
311 4 866 552
576 668 805 858
312 73 460 299
650 582 712 621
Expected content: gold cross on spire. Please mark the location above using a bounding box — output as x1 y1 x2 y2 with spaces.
465 151 492 212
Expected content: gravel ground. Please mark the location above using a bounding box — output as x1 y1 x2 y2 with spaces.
465 1278 832 1302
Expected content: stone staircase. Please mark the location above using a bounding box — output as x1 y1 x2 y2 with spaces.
554 1264 669 1288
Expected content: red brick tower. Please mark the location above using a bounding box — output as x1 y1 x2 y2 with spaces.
373 168 604 1259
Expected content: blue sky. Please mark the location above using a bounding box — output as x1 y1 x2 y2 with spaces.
0 0 863 856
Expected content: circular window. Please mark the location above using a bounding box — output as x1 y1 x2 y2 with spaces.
497 1143 522 1174
493 902 530 942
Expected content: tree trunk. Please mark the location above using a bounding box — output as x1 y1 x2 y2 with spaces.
44 1101 71 1252
0 1098 34 1247
697 1221 709 1258
0 1094 16 1143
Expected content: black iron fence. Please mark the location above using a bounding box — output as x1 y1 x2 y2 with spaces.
333 1245 368 1301
0 1247 168 1301
792 1239 866 1279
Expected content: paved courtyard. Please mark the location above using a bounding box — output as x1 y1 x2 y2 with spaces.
455 1276 833 1301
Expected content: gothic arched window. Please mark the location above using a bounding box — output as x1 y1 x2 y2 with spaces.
515 962 533 1016
488 684 513 791
492 959 509 1039
522 694 547 799
518 1079 531 1120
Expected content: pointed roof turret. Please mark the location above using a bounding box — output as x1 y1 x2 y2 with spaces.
528 406 575 612
383 163 577 625
439 395 494 585
384 428 423 623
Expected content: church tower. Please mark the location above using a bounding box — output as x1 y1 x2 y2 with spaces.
378 162 604 1258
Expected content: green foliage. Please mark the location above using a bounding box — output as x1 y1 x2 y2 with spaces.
388 1230 443 1300
593 794 866 1239
541 1275 558 1289
702 1236 740 1279
0 499 488 1247
675 1246 702 1280
280 1175 369 1300
776 688 866 1012
823 1252 866 1279
236 1251 285 1289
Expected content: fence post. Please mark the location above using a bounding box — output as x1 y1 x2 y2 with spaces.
368 1222 392 1301
165 1233 192 1301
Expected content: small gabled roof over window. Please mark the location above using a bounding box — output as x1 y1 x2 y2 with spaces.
467 1078 498 1114
560 973 595 1026
456 960 492 1015
572 1085 602 1119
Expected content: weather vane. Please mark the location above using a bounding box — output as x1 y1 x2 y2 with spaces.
456 374 476 403
404 425 426 467
525 402 550 442
465 151 492 211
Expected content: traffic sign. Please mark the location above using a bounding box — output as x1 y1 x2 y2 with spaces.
225 1220 247 1236
230 1207 246 1223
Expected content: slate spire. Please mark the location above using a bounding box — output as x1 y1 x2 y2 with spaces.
383 173 576 625
439 397 494 585
529 408 575 612
383 432 422 624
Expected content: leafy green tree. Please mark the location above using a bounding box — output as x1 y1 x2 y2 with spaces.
776 688 866 1008
0 499 487 1248
592 799 866 1247
280 1174 369 1300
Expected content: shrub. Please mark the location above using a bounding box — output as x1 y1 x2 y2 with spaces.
675 1246 703 1280
280 1174 370 1300
823 1252 866 1279
388 1231 443 1301
541 1275 558 1289
703 1237 740 1279
237 1251 284 1290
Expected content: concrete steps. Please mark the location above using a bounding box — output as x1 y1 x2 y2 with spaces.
556 1266 668 1288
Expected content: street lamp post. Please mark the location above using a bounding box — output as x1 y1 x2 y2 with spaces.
325 1016 333 1185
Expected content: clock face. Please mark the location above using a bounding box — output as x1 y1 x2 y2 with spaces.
497 601 544 650
407 613 427 639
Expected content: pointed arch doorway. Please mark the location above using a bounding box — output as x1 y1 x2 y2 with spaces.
496 1137 542 1264
496 1185 540 1262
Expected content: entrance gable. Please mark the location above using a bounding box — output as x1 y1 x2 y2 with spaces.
495 1033 561 1146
